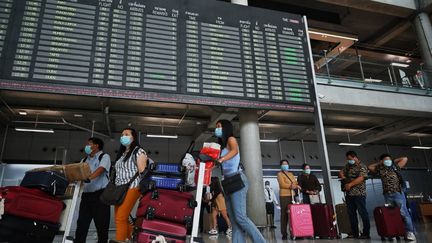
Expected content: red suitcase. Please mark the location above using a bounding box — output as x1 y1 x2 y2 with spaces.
0 186 65 224
374 206 406 240
134 217 186 243
136 189 197 228
288 204 314 240
310 204 338 239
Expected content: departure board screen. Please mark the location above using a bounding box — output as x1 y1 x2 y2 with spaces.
0 0 315 112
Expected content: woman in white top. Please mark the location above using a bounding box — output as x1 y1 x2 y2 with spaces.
113 128 147 242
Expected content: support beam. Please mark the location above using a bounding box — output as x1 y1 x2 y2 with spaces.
316 0 416 17
358 118 432 144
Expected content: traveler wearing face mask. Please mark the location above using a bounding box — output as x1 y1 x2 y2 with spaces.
297 163 321 204
338 151 370 239
368 154 415 241
111 128 148 243
277 159 300 240
75 137 111 243
215 120 266 243
264 181 279 228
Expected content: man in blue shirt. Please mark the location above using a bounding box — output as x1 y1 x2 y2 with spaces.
75 137 111 243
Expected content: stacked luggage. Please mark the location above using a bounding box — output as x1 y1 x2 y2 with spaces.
0 171 68 243
0 162 91 243
136 163 197 243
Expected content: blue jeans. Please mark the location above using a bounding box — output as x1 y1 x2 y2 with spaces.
346 195 370 237
225 172 266 243
384 192 414 232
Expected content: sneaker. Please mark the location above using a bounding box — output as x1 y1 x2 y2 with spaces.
357 234 371 239
208 228 218 235
226 227 232 236
406 232 416 241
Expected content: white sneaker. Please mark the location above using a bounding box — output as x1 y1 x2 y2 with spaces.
208 228 218 235
226 227 232 236
406 232 416 241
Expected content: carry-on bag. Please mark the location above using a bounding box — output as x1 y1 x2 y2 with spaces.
149 163 185 176
0 186 65 223
134 217 186 243
0 214 60 243
374 206 406 240
140 174 187 193
335 203 352 235
136 189 197 228
310 204 338 239
288 191 314 240
30 162 91 182
20 170 68 196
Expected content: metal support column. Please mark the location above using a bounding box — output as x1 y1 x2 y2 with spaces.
305 17 335 205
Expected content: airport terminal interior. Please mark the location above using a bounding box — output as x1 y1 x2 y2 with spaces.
0 0 432 242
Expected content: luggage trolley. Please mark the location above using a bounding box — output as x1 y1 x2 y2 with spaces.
62 181 84 243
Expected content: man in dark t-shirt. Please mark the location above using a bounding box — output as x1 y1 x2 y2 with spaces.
369 154 415 241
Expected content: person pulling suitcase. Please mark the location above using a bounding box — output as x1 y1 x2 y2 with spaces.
368 154 416 241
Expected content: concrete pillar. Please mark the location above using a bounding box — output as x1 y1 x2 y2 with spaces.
239 109 266 227
413 12 432 89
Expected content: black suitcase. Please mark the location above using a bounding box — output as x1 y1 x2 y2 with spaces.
20 171 68 196
0 214 60 243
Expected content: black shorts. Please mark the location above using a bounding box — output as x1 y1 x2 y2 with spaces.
266 202 275 215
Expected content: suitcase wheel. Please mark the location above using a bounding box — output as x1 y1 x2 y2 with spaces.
184 216 193 227
188 199 198 208
146 207 155 220
178 184 186 192
149 163 156 171
148 181 156 191
151 190 159 200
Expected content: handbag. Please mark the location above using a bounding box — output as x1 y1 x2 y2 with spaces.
100 171 140 205
221 172 245 195
309 194 321 204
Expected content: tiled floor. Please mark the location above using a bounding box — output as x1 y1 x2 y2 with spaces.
54 221 432 242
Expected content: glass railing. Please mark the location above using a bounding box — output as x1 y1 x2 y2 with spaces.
313 52 432 94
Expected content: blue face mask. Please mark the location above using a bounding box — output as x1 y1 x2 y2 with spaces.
383 159 392 167
84 145 92 155
214 127 223 138
348 159 355 165
304 169 311 174
281 165 289 171
120 135 132 146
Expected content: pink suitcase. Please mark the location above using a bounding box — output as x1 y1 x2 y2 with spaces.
288 203 314 240
134 217 186 243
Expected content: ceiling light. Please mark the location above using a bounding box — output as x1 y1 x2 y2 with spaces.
18 111 27 116
308 30 358 41
15 128 54 133
74 114 83 118
391 62 409 68
338 143 362 146
146 134 178 139
260 139 279 143
411 146 432 150
365 78 382 83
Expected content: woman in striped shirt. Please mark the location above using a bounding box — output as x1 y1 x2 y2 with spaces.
113 128 148 242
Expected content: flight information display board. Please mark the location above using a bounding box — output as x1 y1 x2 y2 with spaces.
0 0 315 112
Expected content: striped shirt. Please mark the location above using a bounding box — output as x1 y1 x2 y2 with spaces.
114 147 146 188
